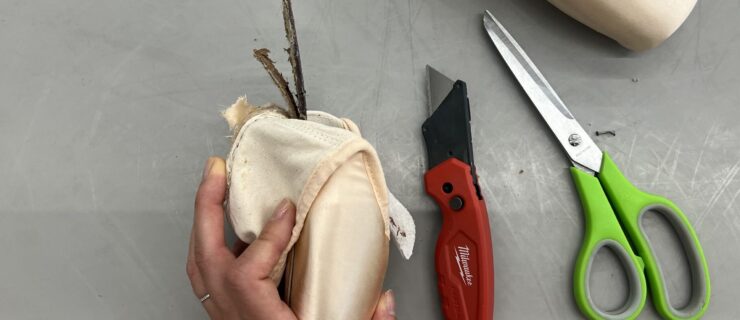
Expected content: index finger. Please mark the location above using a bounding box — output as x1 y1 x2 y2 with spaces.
193 157 229 261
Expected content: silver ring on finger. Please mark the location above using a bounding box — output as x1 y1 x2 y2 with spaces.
199 293 211 303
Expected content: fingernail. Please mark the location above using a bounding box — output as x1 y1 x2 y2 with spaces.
385 290 396 316
272 199 292 220
202 157 215 180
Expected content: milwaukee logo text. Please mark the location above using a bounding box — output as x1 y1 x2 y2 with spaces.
454 245 474 286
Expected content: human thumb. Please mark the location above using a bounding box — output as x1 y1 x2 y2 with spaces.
372 290 396 320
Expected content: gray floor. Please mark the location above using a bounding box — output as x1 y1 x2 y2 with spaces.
1 0 739 319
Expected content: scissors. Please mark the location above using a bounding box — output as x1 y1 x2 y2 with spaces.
483 10 710 320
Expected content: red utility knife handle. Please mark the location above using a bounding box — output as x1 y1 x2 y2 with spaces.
425 158 494 320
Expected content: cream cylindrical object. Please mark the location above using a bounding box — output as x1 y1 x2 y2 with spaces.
547 0 697 51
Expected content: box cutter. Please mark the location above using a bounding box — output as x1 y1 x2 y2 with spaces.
422 65 494 320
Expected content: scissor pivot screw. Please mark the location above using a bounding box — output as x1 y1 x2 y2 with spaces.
568 134 582 147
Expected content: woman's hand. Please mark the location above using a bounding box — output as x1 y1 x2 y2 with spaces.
187 157 396 320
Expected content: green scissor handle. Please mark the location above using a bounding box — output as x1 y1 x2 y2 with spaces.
572 165 647 320
572 153 711 320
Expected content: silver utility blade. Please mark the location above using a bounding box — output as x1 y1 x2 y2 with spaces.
427 65 455 115
483 10 603 174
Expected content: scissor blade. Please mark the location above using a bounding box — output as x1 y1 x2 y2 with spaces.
483 10 603 174
427 65 455 116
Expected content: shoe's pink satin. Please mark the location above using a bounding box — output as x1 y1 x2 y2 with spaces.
285 153 389 320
